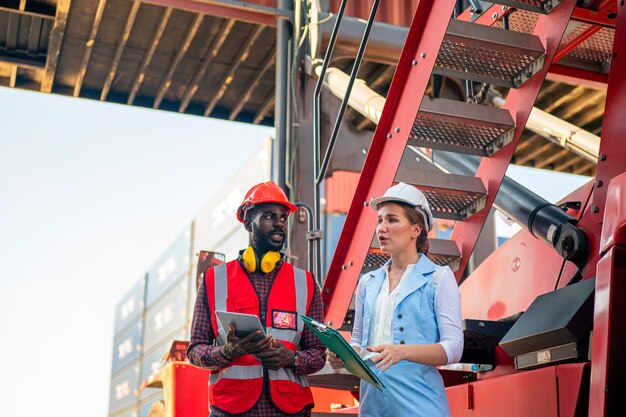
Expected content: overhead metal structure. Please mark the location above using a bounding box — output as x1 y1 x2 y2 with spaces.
0 0 615 176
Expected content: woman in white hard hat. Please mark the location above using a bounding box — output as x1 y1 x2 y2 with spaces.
328 182 463 417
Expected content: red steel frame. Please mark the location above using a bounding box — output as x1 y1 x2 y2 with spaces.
589 170 626 415
589 4 626 224
321 0 458 326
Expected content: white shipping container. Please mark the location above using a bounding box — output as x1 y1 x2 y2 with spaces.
192 140 271 256
111 317 143 374
143 276 190 351
114 275 146 335
146 226 192 306
109 362 141 413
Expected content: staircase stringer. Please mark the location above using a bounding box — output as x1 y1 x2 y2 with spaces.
451 0 579 282
321 0 458 328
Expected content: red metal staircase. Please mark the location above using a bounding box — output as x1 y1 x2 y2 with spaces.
321 0 579 328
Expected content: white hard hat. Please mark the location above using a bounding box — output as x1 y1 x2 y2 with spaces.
370 182 434 232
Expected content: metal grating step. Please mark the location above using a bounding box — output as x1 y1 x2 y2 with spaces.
482 0 561 15
393 170 488 221
365 238 461 272
436 19 546 88
410 97 516 157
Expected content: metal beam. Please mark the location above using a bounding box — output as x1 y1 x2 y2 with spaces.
0 50 45 68
204 24 265 117
253 94 274 124
141 0 290 26
74 0 107 97
535 147 570 169
27 16 43 54
571 102 605 127
229 50 275 120
127 7 172 105
554 24 602 62
572 160 595 175
558 89 606 120
6 11 19 50
514 135 542 154
516 142 554 166
179 19 235 113
553 154 582 172
0 5 54 20
547 63 608 89
101 0 141 101
543 85 586 113
153 13 204 109
9 66 17 88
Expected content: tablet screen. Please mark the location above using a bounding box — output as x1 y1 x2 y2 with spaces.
215 310 265 339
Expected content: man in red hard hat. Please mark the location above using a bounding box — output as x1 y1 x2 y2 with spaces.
188 181 326 417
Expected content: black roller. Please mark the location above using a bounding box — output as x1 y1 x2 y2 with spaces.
431 150 588 266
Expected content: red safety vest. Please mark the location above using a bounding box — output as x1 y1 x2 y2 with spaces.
205 260 315 414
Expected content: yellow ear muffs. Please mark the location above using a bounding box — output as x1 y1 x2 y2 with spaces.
260 250 281 273
241 247 281 273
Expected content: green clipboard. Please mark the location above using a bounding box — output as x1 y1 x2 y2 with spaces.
301 315 385 390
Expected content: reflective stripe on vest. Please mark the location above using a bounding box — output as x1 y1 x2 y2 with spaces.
210 364 264 384
268 368 310 387
213 263 227 346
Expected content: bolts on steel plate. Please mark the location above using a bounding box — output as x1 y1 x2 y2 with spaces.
341 264 347 270
595 179 603 187
420 52 426 58
492 12 498 19
591 204 600 213
412 59 418 66
394 127 400 133
599 153 606 161
387 133 393 139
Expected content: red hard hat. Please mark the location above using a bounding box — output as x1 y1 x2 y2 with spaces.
236 181 297 222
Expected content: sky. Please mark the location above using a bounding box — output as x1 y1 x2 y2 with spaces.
0 87 271 417
0 86 592 417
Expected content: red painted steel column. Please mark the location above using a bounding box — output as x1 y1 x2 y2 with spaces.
449 0 578 282
589 247 626 417
590 5 626 223
322 0 457 327
589 173 626 417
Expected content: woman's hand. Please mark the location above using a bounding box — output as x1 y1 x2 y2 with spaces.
326 349 345 371
367 344 407 371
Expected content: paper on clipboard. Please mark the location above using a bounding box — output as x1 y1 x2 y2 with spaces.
301 315 385 390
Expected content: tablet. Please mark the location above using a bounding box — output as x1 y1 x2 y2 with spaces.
216 310 266 339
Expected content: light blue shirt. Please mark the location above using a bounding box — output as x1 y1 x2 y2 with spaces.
350 255 463 417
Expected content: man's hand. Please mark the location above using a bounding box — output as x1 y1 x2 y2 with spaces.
326 349 345 372
367 344 407 371
221 324 273 360
251 341 296 370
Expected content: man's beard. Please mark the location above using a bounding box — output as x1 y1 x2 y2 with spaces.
252 225 284 253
